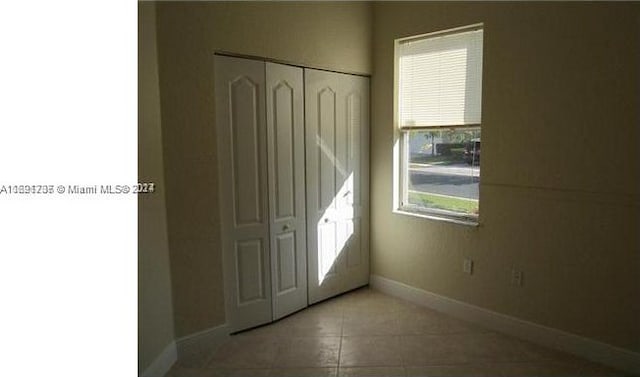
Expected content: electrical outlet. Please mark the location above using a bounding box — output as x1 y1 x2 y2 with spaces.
463 258 474 275
511 269 523 286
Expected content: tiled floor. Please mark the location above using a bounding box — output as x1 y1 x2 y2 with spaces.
168 287 626 377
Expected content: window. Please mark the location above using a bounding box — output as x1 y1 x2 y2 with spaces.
394 24 483 224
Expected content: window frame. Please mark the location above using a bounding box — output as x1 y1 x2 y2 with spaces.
392 24 484 226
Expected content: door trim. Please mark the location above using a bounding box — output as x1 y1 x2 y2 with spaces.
214 51 371 78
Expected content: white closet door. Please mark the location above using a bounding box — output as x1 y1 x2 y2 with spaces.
305 69 370 304
266 62 308 319
215 55 271 332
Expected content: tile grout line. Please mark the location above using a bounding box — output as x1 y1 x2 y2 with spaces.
336 302 345 375
267 334 279 373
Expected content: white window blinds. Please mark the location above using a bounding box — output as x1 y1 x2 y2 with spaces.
398 27 483 128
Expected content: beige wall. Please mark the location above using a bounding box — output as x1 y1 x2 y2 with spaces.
371 2 640 352
155 1 373 338
139 1 176 373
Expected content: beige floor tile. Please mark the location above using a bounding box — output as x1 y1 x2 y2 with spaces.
458 333 540 363
392 299 429 314
268 367 338 377
400 335 475 366
306 299 346 317
339 336 403 367
175 349 218 370
405 364 502 376
202 288 626 377
395 310 486 335
338 366 406 376
495 361 585 376
167 366 213 377
497 337 579 363
284 312 343 337
340 288 378 300
240 311 343 338
577 360 627 376
342 311 399 336
273 336 341 367
236 317 297 338
343 294 408 315
168 366 271 377
215 369 271 377
400 332 540 366
176 335 229 368
209 336 280 369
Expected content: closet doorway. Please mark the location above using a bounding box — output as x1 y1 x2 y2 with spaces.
215 54 369 332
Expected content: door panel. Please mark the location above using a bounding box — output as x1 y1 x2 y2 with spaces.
230 77 263 226
236 239 266 304
343 86 369 290
215 55 271 332
318 88 337 211
272 81 295 220
266 63 308 320
347 93 361 207
305 69 370 304
319 222 338 280
275 232 297 293
346 219 361 268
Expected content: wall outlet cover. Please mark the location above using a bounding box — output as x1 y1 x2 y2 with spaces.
463 258 474 274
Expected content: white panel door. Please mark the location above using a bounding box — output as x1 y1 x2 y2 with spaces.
266 63 308 320
215 55 271 332
305 69 370 304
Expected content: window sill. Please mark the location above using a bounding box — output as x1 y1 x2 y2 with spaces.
393 208 479 227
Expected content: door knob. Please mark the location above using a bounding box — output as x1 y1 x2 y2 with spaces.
324 218 329 223
282 224 290 231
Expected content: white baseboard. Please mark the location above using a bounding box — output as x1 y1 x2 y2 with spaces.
175 324 230 368
370 274 640 375
142 341 177 377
